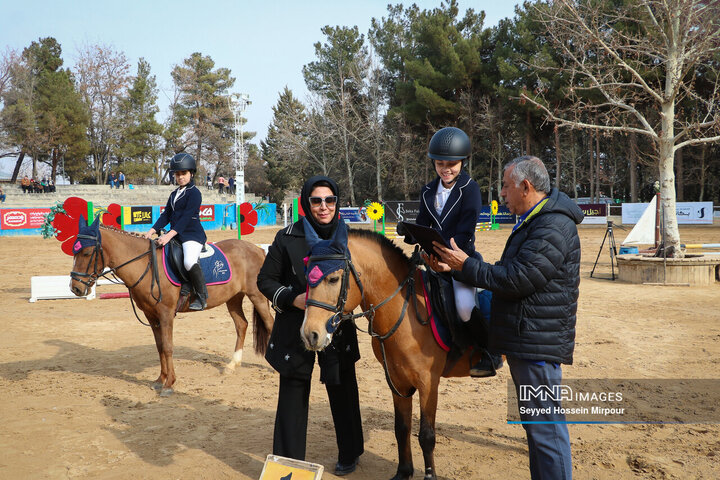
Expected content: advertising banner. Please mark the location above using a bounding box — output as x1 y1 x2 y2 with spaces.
384 201 421 223
339 207 371 224
478 205 516 224
1 208 51 230
160 204 215 222
198 205 215 222
622 201 714 225
578 203 608 225
123 206 153 225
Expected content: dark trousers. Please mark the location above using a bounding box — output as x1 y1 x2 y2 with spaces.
507 356 572 480
273 365 364 464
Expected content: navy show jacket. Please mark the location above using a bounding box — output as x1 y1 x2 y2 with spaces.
151 181 207 244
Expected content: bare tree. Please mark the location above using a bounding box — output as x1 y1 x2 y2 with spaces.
75 43 130 184
522 0 720 257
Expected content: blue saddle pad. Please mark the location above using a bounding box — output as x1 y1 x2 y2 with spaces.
162 243 232 286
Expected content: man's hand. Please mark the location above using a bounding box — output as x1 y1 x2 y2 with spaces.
432 238 468 271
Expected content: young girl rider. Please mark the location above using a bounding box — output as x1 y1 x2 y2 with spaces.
144 153 208 311
406 126 503 377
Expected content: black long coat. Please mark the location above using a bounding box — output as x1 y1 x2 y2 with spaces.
257 220 360 380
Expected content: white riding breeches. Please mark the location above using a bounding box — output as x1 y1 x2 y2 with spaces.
452 277 476 322
182 240 203 271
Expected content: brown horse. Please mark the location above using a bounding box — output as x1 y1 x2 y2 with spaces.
69 219 273 396
300 229 484 480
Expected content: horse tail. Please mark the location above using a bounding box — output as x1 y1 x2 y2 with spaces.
253 305 271 356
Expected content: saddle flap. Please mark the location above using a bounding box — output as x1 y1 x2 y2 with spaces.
165 239 190 283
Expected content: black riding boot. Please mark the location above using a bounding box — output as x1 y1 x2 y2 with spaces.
469 351 504 378
187 263 208 311
467 307 504 378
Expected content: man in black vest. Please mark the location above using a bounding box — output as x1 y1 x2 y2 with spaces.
429 156 583 480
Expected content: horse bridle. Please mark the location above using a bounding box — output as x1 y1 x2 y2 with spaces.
70 229 163 313
304 253 365 333
304 248 429 397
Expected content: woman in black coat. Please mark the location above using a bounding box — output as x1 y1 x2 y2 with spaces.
257 175 364 476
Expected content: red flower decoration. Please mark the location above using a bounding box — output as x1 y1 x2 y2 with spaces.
102 203 122 229
52 197 122 256
238 202 258 235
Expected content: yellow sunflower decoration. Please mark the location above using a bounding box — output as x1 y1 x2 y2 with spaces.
367 202 384 221
491 200 499 216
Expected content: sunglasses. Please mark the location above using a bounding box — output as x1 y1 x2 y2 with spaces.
308 195 338 207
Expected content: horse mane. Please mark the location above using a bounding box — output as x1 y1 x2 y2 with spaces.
99 224 148 241
348 228 411 265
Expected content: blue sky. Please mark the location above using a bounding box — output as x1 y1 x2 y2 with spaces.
2 0 519 149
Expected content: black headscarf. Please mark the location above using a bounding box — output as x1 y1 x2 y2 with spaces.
300 175 340 240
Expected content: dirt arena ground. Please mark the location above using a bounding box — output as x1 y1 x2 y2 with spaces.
1 223 719 479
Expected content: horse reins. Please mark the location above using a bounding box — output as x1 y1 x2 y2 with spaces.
305 247 430 398
71 230 163 326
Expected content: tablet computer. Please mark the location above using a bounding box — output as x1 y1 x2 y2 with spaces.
398 222 449 256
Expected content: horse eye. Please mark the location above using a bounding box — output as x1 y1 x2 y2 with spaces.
327 276 340 285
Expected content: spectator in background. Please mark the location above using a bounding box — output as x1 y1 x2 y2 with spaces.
21 176 31 193
48 179 56 193
206 173 212 190
118 171 125 189
109 172 116 189
0 185 6 203
217 175 225 194
228 176 235 195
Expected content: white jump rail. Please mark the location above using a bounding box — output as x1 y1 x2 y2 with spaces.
30 276 96 302
29 271 121 303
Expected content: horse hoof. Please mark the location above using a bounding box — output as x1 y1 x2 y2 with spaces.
159 387 174 397
151 382 163 391
223 364 236 375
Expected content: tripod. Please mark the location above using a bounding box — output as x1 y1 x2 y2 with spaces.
590 220 618 280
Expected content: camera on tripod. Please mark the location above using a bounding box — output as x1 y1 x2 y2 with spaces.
590 220 618 280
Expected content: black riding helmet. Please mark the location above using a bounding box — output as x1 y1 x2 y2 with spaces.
428 127 471 166
169 152 197 174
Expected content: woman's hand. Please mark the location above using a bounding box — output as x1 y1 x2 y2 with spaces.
143 228 156 240
422 251 451 273
155 230 177 247
431 238 468 271
292 293 306 310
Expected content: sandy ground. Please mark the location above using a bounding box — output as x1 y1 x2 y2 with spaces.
1 223 719 480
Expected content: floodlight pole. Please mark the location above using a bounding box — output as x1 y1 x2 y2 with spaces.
229 93 250 238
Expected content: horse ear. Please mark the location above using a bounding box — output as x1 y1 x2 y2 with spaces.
90 215 100 232
77 215 86 231
331 219 348 250
302 217 322 249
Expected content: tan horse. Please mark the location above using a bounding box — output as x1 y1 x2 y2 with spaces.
300 229 482 480
69 220 273 396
